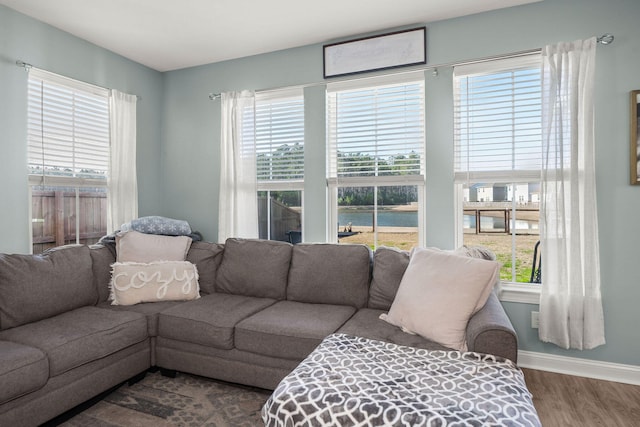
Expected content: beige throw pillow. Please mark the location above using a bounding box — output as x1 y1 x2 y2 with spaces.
380 247 499 351
116 230 192 263
110 261 200 305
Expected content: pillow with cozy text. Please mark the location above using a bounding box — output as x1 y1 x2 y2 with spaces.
110 261 200 305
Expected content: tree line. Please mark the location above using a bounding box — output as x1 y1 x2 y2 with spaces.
259 144 421 207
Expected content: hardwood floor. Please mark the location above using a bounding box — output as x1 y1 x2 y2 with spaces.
522 368 640 426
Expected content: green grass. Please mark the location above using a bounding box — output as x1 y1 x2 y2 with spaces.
341 230 540 284
464 234 539 284
495 252 533 283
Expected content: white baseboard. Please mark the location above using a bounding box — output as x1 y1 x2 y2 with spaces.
518 350 640 386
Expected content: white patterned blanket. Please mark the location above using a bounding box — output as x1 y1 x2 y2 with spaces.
262 334 540 427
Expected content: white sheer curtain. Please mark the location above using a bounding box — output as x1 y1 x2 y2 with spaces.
218 90 258 242
107 90 138 233
539 38 605 350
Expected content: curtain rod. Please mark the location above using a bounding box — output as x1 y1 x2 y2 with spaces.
208 33 614 101
15 60 142 101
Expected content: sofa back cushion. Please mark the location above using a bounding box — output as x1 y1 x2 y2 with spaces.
368 246 410 310
216 238 292 299
0 245 96 329
90 244 117 302
368 245 499 310
287 244 371 308
186 241 225 295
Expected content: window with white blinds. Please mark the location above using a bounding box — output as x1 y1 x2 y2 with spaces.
27 68 110 184
453 55 542 285
26 69 111 254
453 55 542 183
327 74 426 249
255 90 304 187
249 90 305 242
327 73 425 182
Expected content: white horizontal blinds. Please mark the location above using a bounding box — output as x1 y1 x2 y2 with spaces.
327 73 425 181
454 55 542 183
254 90 304 184
27 68 110 182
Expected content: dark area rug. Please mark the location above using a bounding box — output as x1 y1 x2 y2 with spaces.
60 371 272 427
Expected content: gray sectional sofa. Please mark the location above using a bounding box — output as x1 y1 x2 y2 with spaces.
0 238 517 426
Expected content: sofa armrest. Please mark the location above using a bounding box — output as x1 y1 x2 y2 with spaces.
466 292 518 364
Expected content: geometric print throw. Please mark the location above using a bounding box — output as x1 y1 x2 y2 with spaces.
262 333 541 427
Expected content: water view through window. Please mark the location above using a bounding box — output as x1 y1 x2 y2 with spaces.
337 186 419 250
338 182 541 283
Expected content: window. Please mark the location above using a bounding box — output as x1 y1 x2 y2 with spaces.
327 73 425 250
253 90 304 242
27 68 110 254
453 55 542 284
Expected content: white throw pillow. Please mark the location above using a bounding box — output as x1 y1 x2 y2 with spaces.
110 261 200 305
116 230 192 263
380 247 499 351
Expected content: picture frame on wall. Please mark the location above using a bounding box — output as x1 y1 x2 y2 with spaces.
323 27 426 79
631 90 640 185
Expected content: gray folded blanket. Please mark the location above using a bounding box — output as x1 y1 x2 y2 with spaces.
122 216 192 236
98 216 202 245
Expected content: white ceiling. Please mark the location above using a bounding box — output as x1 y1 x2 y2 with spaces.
1 0 541 72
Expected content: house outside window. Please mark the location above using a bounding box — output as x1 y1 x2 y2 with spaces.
252 89 304 243
453 55 542 284
327 73 426 250
27 69 110 254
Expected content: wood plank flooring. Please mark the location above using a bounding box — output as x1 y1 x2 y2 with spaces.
55 367 640 426
522 368 640 427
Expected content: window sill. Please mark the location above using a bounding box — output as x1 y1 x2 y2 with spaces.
498 282 541 304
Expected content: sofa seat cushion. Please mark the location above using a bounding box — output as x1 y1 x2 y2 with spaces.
158 293 276 350
338 308 451 351
97 300 184 336
0 306 147 377
0 341 48 404
235 300 356 360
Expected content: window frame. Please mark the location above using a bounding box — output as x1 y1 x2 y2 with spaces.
453 54 542 303
327 72 426 248
27 68 111 253
253 89 305 242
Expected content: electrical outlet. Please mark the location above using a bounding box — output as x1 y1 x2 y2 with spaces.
531 311 539 329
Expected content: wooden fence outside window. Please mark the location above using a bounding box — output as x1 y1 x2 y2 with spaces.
31 190 106 254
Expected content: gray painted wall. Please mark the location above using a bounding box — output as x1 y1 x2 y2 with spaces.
1 0 638 367
160 0 640 366
0 4 164 254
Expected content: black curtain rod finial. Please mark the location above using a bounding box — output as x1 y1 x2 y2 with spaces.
16 60 32 71
597 33 614 45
